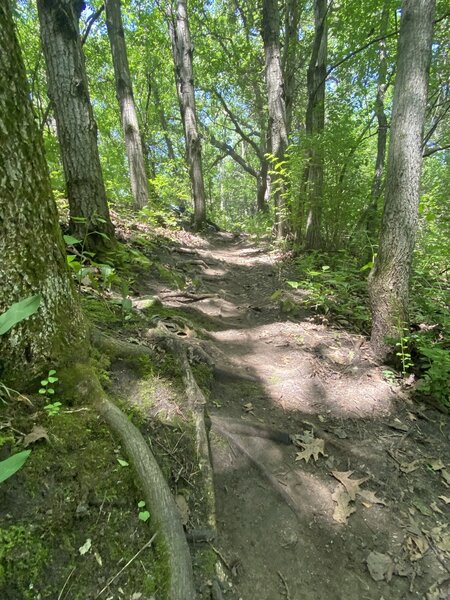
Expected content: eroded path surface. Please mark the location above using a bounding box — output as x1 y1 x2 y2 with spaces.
151 232 450 600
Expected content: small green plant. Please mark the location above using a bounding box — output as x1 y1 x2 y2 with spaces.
137 500 150 522
395 326 413 375
382 369 397 384
39 370 62 417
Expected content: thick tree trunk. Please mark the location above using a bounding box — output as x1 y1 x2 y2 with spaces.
105 0 149 210
0 1 87 387
304 0 328 250
263 0 289 238
168 0 206 230
366 2 390 247
368 0 436 359
36 0 114 252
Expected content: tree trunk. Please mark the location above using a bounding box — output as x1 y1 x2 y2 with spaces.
0 0 87 387
262 0 289 238
168 0 206 230
282 0 301 136
368 0 436 359
366 1 390 248
36 0 114 252
304 0 328 250
105 0 149 210
257 161 269 212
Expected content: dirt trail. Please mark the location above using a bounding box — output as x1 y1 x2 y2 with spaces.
155 233 450 600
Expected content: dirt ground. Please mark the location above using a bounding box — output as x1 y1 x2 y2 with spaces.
1 230 449 600
147 231 450 600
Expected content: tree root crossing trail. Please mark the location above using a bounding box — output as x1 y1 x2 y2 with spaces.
148 232 450 600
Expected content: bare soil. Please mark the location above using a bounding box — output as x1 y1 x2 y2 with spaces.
148 231 450 600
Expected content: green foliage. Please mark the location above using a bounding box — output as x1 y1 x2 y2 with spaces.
39 369 62 417
137 500 150 523
0 295 41 336
284 251 370 330
0 451 31 484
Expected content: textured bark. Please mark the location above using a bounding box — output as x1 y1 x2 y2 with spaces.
168 0 206 230
0 1 87 387
368 0 436 359
263 0 289 238
37 0 114 251
282 0 301 136
304 0 328 250
366 2 390 245
105 0 149 210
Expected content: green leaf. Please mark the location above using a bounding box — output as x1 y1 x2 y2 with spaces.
138 511 150 522
63 235 82 245
360 261 374 271
137 500 146 508
39 388 47 394
0 450 31 484
117 459 129 467
0 295 41 336
48 370 56 376
287 281 300 289
48 377 58 384
41 380 48 386
47 388 55 394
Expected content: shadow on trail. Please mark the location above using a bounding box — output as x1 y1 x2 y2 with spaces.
149 232 449 600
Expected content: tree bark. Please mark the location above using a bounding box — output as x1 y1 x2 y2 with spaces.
168 0 206 230
149 74 176 161
366 1 390 247
282 0 301 136
262 0 289 238
105 0 150 210
368 0 436 359
36 0 114 252
0 0 87 387
304 0 328 250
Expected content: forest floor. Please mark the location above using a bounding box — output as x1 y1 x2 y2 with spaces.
141 230 450 600
1 227 449 600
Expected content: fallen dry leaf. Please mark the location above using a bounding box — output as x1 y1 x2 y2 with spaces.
357 489 387 506
404 534 429 561
331 471 368 501
366 551 394 582
23 425 49 447
175 494 190 526
428 458 445 471
331 487 355 523
400 459 423 473
295 437 326 463
430 502 443 515
438 495 450 504
441 469 450 486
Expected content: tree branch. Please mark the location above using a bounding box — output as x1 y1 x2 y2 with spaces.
81 4 105 46
423 143 450 158
207 133 258 178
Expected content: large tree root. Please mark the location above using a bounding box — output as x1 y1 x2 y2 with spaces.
64 364 196 600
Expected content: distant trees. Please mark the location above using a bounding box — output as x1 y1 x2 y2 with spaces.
37 0 114 252
105 0 150 210
368 0 436 358
0 0 87 386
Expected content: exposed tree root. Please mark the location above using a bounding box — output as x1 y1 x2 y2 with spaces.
212 420 301 520
62 364 196 600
